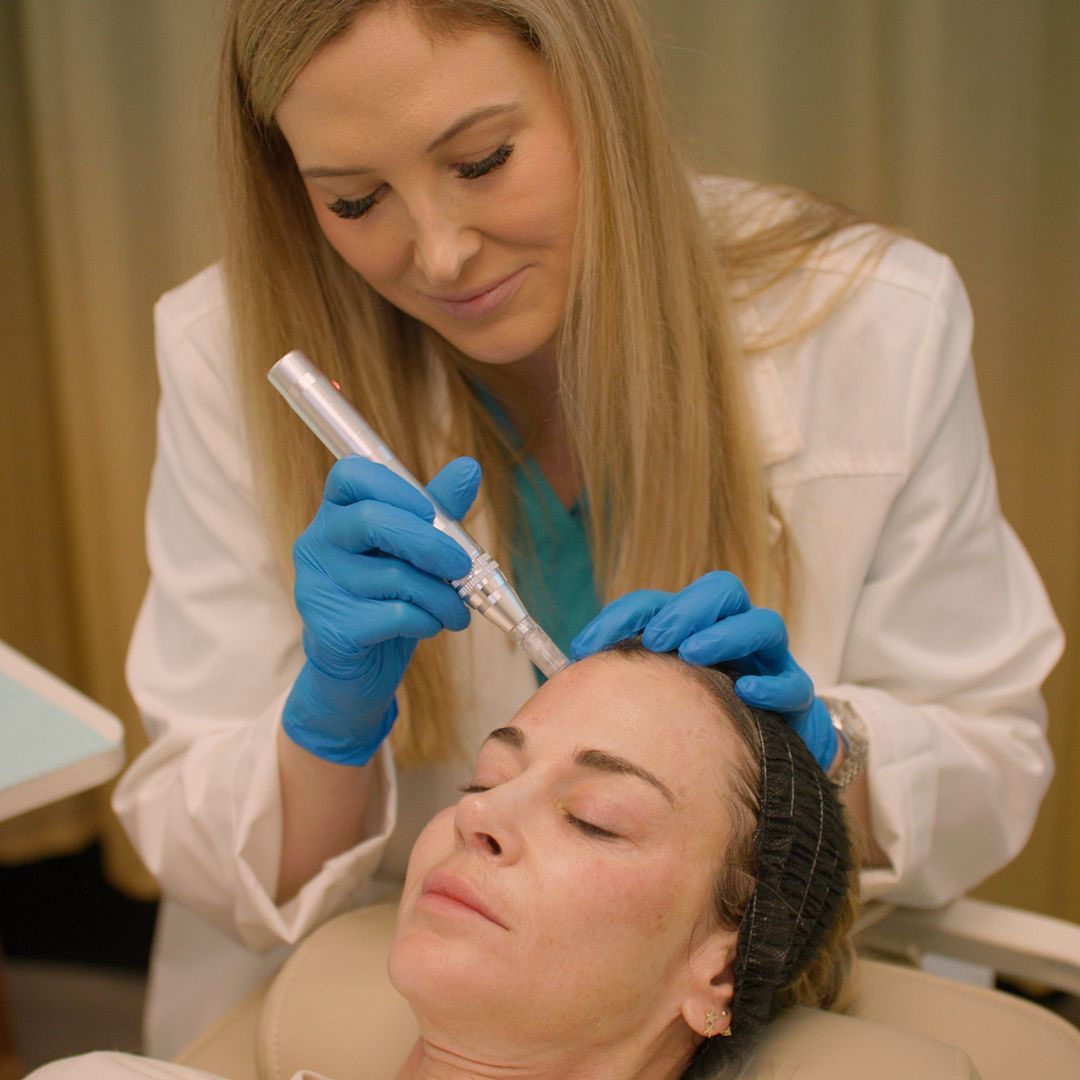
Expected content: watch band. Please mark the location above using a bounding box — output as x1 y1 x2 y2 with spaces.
823 697 867 790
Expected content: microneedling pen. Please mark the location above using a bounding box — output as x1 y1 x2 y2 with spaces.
268 350 569 678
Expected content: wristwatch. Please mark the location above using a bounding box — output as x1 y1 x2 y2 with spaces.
823 697 868 790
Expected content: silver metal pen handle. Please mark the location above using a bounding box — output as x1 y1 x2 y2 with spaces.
268 350 569 675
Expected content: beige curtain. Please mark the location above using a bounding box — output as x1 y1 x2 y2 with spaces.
1 1 1076 919
0 0 223 894
640 1 1080 920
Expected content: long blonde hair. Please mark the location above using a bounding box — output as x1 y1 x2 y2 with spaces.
218 0 891 766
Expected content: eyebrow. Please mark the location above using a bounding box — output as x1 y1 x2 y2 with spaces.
483 726 678 807
299 102 520 179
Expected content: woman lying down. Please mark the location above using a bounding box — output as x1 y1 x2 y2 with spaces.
32 639 857 1080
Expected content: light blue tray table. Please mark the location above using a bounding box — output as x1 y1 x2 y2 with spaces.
0 639 124 822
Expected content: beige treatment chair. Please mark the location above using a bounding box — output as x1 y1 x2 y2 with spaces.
174 898 1080 1080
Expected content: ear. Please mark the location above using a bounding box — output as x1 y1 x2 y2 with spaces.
679 926 738 1039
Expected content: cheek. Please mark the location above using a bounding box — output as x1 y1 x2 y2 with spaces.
538 847 695 955
509 141 578 251
400 807 457 896
311 203 409 286
514 845 706 1022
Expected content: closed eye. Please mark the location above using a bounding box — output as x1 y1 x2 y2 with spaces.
458 784 620 841
565 813 620 841
326 142 515 221
327 187 383 220
453 141 514 180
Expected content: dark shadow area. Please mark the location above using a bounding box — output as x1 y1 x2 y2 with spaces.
0 843 156 969
998 976 1080 1030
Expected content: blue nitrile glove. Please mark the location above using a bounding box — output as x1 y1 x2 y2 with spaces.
570 570 837 771
283 455 481 766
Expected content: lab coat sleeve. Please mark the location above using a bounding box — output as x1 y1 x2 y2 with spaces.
113 277 397 951
819 257 1063 906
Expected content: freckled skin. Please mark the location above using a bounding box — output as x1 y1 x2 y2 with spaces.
275 4 579 372
389 653 744 1072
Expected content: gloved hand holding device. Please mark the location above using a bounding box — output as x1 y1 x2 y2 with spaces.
283 455 481 766
570 570 837 771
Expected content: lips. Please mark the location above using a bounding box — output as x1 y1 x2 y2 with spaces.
420 868 508 929
431 277 511 303
426 267 528 320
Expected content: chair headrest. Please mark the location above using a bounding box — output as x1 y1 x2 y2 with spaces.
256 904 975 1080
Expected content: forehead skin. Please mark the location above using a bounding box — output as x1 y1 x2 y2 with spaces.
276 5 556 177
510 652 744 832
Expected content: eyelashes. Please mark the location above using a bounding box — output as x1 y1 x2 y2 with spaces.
326 141 516 221
328 190 379 220
454 140 514 180
456 783 620 842
566 814 619 841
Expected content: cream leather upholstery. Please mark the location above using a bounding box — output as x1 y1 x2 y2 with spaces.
177 903 1080 1080
258 906 414 1080
852 960 1080 1079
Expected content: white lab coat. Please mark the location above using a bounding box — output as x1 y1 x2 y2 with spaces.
113 178 1063 1057
26 1052 325 1080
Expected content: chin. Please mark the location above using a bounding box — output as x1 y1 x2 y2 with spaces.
437 318 557 367
388 922 510 1022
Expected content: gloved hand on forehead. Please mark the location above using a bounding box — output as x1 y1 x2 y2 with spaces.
569 570 837 772
283 455 481 766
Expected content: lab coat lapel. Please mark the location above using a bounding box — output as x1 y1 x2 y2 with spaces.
739 292 804 469
737 303 803 548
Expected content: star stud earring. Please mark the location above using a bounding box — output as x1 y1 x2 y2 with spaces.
704 1009 718 1037
704 1008 733 1038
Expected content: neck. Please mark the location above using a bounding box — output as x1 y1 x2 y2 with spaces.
492 345 561 437
485 346 582 509
394 1023 696 1080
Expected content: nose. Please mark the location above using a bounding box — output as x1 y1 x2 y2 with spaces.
410 201 482 288
453 787 522 863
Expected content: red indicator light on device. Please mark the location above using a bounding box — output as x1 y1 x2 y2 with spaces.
330 379 342 391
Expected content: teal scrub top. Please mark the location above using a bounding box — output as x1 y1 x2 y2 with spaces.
476 390 600 683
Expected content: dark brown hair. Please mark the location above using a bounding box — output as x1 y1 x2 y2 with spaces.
601 639 858 1074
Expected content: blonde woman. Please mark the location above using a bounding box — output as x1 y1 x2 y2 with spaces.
114 0 1061 1058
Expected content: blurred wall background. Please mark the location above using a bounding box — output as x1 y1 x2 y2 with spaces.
0 0 1077 919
